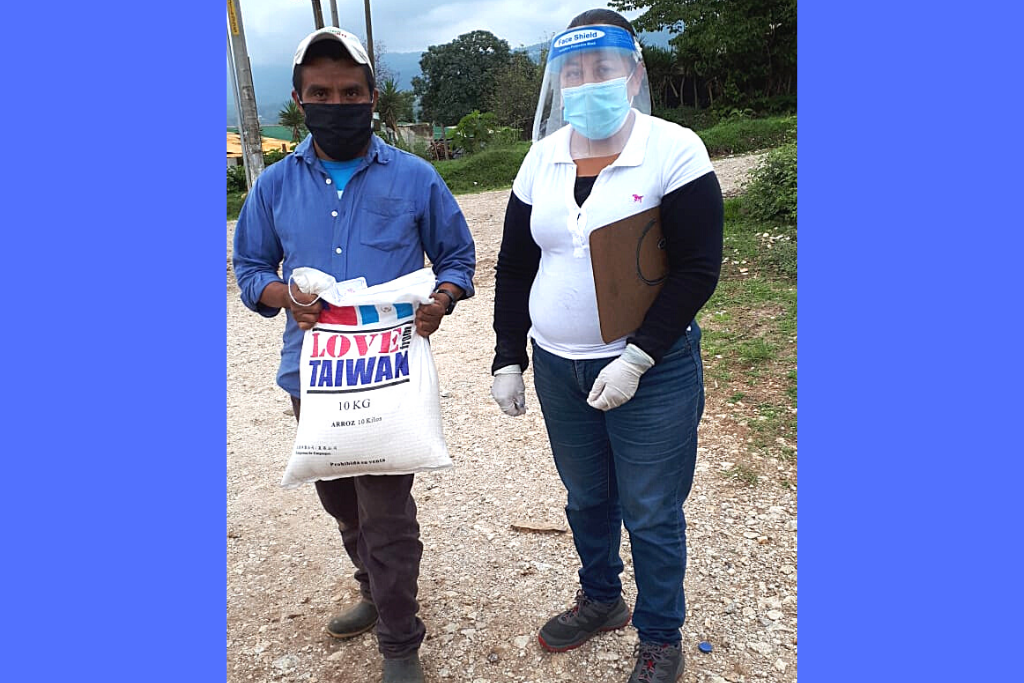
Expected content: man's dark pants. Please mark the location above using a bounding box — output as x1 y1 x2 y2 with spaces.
291 396 425 658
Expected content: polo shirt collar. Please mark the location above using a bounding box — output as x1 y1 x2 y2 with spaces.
551 109 650 168
295 131 392 166
364 133 393 164
613 110 650 167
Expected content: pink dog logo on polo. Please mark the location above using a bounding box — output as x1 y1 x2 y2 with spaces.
632 194 643 202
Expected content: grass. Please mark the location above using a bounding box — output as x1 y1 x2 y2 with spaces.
431 142 530 194
722 464 760 486
738 338 777 363
700 193 797 488
697 116 796 157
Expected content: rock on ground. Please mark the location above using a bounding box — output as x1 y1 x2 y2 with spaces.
226 151 796 682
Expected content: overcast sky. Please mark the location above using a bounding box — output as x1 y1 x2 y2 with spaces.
231 0 646 64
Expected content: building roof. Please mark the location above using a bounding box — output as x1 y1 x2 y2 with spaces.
227 132 293 158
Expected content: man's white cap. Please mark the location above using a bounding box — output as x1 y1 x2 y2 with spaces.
293 27 372 74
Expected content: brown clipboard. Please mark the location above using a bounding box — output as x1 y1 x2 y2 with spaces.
588 206 669 343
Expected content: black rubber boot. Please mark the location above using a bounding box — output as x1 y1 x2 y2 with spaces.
325 599 378 639
382 652 424 683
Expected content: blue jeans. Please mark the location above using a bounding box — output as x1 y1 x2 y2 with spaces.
531 324 705 645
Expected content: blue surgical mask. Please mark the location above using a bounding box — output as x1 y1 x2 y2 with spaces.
561 76 632 140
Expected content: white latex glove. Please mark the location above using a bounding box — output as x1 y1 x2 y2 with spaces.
587 344 655 411
491 365 526 416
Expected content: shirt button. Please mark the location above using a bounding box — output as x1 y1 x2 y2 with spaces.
325 178 332 185
335 247 343 254
331 210 338 217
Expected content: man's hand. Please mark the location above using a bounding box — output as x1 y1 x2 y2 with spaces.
287 282 323 330
587 344 655 411
415 282 464 337
259 281 323 330
415 295 446 337
491 365 526 416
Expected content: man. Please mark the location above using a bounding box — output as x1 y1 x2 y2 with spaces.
232 26 476 683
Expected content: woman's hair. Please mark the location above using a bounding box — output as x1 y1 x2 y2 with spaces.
566 8 637 36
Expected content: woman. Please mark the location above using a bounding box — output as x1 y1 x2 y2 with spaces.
490 9 724 682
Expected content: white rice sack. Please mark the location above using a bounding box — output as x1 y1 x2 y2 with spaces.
281 267 452 488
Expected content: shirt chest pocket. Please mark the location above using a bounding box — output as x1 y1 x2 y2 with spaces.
358 199 418 252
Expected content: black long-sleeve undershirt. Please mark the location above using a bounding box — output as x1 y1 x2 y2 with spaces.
491 192 540 374
492 171 724 373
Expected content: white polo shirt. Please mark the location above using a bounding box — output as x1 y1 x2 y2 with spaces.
512 110 714 359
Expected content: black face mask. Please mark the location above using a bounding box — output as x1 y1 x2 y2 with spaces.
301 102 374 160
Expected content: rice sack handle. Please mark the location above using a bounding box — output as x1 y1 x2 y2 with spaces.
281 268 452 487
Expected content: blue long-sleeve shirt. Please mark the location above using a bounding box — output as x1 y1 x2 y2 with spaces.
233 134 476 397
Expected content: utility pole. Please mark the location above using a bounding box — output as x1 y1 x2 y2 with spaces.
227 35 243 137
329 0 339 27
311 0 325 29
227 0 265 189
363 0 375 74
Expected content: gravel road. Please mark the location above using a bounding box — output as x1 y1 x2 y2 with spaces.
226 150 797 683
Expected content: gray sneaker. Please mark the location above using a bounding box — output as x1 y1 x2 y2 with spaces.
325 599 378 639
627 641 685 683
538 589 631 652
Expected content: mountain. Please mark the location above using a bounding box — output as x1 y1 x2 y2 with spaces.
227 61 297 127
228 31 673 126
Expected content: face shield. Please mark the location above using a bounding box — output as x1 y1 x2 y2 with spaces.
533 24 652 159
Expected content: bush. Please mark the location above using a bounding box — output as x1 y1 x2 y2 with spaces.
450 111 493 155
743 142 797 224
410 139 434 161
227 165 247 192
432 142 531 194
450 111 520 156
228 191 246 220
491 126 521 147
263 148 289 165
227 145 295 195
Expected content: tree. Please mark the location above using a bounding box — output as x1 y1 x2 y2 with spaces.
611 0 797 108
640 43 678 109
609 0 686 33
412 30 513 125
277 100 307 142
486 50 544 139
377 78 415 136
373 40 395 86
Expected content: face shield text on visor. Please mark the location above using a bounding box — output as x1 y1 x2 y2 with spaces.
532 24 652 159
